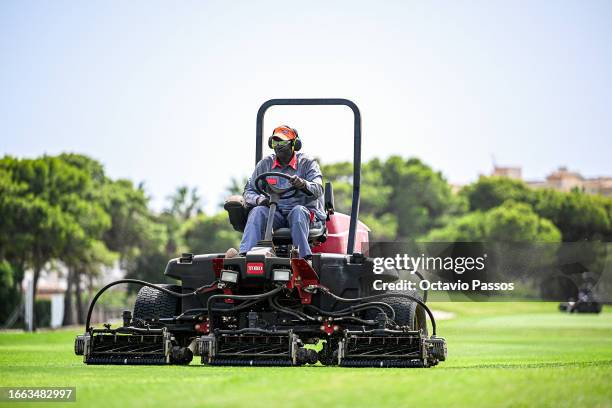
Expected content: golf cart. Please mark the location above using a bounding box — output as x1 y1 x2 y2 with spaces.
74 98 447 367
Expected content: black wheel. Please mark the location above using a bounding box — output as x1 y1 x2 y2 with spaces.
133 284 181 321
366 290 428 335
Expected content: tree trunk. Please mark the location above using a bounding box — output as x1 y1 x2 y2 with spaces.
74 271 85 325
62 268 74 326
31 263 41 332
14 258 25 294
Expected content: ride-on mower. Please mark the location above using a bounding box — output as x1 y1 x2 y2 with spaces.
559 272 603 314
74 99 447 367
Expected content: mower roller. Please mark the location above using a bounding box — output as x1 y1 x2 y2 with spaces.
75 99 447 367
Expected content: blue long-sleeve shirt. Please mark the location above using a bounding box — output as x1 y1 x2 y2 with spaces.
244 152 326 222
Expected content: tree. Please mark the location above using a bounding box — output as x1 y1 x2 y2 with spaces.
0 155 118 328
425 212 487 242
182 212 241 254
0 155 84 329
63 240 117 325
166 186 203 221
532 189 611 241
123 215 171 286
460 176 531 212
359 214 397 241
321 160 397 240
321 156 459 240
425 201 561 242
159 186 204 255
461 175 612 241
225 177 248 198
0 260 19 325
382 156 457 239
485 201 561 242
101 179 153 265
41 155 117 325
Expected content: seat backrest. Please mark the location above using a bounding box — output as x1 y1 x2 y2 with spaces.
224 195 248 232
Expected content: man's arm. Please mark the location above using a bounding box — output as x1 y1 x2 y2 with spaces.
301 159 324 198
243 163 267 206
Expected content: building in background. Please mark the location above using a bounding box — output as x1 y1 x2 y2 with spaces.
491 166 522 180
490 165 612 197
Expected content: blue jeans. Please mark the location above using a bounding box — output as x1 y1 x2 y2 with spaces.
239 205 319 258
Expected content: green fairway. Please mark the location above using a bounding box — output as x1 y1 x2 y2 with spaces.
1 303 611 408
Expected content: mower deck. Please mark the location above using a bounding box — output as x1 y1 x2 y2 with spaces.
76 331 171 365
77 324 446 367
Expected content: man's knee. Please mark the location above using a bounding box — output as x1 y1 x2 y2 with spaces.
247 206 268 222
288 205 310 223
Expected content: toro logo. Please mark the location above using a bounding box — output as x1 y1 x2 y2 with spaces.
246 262 265 275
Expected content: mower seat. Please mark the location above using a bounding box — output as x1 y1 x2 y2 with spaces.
223 181 334 245
224 196 326 243
272 224 327 245
224 195 249 232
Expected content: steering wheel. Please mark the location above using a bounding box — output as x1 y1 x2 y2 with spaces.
254 172 311 199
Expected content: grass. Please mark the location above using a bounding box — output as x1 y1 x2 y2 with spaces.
1 302 611 408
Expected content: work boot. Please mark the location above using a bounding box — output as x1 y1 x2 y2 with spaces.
225 247 239 258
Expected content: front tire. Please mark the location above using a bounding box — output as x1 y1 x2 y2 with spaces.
133 284 181 321
367 290 428 334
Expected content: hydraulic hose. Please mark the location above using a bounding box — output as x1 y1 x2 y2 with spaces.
210 299 264 314
326 316 378 325
206 286 285 331
269 296 316 322
85 279 216 331
314 285 438 335
302 305 384 326
85 279 437 335
303 302 395 321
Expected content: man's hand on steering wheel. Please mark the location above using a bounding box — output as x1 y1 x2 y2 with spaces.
256 196 270 207
253 172 314 201
289 175 307 190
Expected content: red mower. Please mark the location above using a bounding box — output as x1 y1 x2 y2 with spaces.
74 99 447 367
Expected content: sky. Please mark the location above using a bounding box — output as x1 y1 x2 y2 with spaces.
1 0 611 213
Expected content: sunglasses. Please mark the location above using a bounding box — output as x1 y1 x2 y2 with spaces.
271 139 292 148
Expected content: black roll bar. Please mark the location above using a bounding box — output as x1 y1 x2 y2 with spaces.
255 98 362 254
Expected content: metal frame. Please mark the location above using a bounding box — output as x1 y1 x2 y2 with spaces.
256 98 362 254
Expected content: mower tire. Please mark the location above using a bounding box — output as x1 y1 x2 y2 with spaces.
368 290 428 334
133 284 181 321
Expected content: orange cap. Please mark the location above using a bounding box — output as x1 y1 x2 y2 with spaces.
272 125 297 141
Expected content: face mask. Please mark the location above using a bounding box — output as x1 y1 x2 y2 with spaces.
274 142 293 164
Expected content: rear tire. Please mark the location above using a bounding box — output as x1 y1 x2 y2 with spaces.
367 290 428 335
133 284 181 321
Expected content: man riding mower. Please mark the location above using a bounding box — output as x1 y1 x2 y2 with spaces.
74 98 447 368
227 124 326 260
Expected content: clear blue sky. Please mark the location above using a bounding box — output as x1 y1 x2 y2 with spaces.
1 0 611 212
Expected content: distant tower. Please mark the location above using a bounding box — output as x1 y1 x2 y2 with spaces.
491 154 522 180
